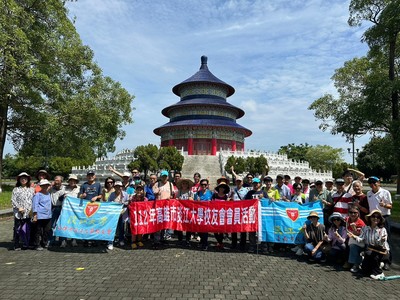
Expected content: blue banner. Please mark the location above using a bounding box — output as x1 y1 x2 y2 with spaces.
259 200 324 244
54 196 123 241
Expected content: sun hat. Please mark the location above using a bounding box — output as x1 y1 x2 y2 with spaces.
114 181 123 187
122 171 131 178
39 179 51 186
215 181 230 194
36 169 50 179
328 212 345 223
325 178 334 183
160 170 169 177
67 174 79 183
216 176 230 185
307 211 320 220
365 209 383 221
315 179 323 184
177 178 194 190
17 172 31 181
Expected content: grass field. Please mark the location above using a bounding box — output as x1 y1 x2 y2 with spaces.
0 185 13 210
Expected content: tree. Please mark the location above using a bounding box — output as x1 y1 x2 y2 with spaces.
278 143 312 162
128 144 159 179
157 147 184 173
304 145 344 172
0 1 134 186
224 156 246 175
356 135 396 180
309 0 400 192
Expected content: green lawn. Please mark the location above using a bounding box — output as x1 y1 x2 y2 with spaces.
390 192 400 223
0 185 13 210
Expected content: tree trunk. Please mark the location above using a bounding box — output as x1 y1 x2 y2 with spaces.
0 97 9 190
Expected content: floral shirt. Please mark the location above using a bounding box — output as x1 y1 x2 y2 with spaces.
11 186 34 219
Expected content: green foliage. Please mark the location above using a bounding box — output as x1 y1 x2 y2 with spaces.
126 145 184 179
253 155 268 175
224 156 246 174
157 147 184 172
278 143 311 161
305 145 344 172
0 0 134 184
356 135 396 179
332 162 351 180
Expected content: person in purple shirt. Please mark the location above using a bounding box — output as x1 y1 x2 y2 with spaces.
32 179 52 251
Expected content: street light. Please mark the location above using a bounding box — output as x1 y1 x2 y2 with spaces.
347 135 359 168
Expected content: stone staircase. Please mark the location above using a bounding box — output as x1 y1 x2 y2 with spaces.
181 155 225 189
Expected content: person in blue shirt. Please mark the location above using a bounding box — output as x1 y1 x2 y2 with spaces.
32 179 52 251
194 179 213 250
78 170 102 202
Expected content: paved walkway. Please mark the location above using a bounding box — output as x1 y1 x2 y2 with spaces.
0 218 399 300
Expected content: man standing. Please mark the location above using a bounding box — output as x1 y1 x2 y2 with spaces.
49 175 66 247
275 174 291 201
331 178 353 218
245 178 268 253
78 170 102 247
228 177 249 250
194 179 213 250
367 176 393 269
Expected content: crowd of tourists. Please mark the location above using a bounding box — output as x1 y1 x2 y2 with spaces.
11 167 393 280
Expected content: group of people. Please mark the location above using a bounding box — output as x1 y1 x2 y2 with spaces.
11 167 393 279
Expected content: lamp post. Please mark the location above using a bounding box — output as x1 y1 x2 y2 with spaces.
347 135 359 168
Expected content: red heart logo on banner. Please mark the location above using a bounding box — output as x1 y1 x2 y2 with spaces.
84 202 100 218
286 209 299 222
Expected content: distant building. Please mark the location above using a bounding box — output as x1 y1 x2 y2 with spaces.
154 56 251 155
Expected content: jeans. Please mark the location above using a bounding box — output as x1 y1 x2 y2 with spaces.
304 242 325 261
348 244 364 265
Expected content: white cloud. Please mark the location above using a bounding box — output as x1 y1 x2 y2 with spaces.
4 0 372 164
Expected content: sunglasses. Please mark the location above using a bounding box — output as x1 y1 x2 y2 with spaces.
201 183 208 186
336 183 344 185
332 218 341 221
106 181 114 184
371 215 381 219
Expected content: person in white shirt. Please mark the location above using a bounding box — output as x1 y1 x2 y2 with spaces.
366 176 392 270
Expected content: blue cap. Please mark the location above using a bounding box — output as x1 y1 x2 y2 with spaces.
368 176 379 184
160 170 169 177
252 178 261 183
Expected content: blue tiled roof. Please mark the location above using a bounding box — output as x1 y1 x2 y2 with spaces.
162 98 245 118
153 118 252 137
172 56 235 97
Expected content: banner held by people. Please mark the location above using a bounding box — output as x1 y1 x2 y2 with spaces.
259 200 324 244
129 199 258 235
54 196 123 241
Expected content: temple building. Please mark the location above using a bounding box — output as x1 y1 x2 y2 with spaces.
153 56 252 155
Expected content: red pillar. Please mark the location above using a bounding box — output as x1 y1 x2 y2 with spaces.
168 139 174 146
187 138 193 155
242 142 245 152
211 138 217 155
231 140 237 152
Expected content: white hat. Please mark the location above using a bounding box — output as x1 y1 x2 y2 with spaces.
39 179 51 186
114 181 123 187
67 174 79 182
122 172 131 178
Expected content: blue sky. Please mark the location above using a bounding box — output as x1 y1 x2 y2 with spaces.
5 0 371 162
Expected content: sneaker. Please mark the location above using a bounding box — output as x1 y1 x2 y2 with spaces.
164 234 171 240
36 247 44 251
71 240 78 247
291 245 300 252
137 241 144 247
14 247 22 251
370 273 385 280
248 247 256 253
119 241 125 247
196 236 201 242
350 265 360 273
131 243 138 249
380 262 384 269
107 244 114 250
296 248 304 256
201 245 208 251
60 240 67 248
